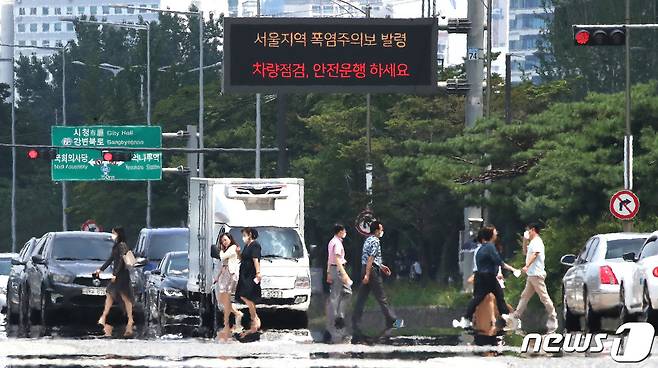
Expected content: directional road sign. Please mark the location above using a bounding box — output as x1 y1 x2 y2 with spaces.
51 125 162 181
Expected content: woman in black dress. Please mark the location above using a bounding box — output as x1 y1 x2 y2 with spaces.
94 227 134 337
235 227 262 336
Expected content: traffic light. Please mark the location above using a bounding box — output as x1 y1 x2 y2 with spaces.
27 148 57 160
573 25 625 46
101 150 133 162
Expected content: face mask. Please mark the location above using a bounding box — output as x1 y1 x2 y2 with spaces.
379 231 384 238
111 234 118 241
242 237 249 244
523 230 530 240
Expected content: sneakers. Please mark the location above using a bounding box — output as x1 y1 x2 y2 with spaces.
383 319 405 337
502 314 521 331
452 317 472 329
392 319 405 329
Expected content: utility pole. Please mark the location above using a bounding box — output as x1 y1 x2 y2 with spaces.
365 4 372 206
486 0 492 118
505 53 511 124
463 0 485 237
255 0 262 178
623 0 632 232
276 94 288 177
61 47 68 231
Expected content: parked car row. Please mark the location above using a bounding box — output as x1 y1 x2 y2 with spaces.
1 228 189 334
561 231 658 332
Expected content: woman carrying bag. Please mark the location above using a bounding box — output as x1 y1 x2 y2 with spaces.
94 226 136 337
214 233 244 341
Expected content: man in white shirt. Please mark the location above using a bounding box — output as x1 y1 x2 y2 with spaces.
509 223 558 333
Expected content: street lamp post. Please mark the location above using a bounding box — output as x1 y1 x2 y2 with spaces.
62 17 152 227
112 5 204 178
1 43 70 250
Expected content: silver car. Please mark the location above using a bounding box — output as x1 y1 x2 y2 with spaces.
0 253 17 314
560 232 649 332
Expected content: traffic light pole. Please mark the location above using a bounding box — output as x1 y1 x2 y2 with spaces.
623 0 632 233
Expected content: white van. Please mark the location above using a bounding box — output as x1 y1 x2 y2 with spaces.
187 178 311 328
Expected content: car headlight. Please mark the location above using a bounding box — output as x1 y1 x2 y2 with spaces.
50 273 75 284
294 276 311 289
163 288 184 298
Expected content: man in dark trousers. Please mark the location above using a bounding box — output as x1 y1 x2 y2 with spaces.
453 226 519 329
352 221 404 337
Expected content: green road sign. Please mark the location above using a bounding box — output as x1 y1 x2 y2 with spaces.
51 125 162 181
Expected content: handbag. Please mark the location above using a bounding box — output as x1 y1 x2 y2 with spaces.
123 250 136 267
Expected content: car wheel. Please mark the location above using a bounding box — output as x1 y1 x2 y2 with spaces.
563 288 581 332
27 288 40 326
18 288 29 330
7 290 19 325
584 290 601 333
40 291 51 327
639 284 658 329
619 284 637 324
158 301 167 333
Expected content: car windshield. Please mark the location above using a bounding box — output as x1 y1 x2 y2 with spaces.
51 235 114 261
228 227 304 259
166 255 189 276
606 238 647 259
147 231 189 261
0 258 11 275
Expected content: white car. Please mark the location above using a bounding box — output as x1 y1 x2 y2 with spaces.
619 231 658 325
561 233 649 332
0 253 17 314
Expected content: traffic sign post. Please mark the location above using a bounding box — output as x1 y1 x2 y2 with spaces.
355 210 377 237
51 126 162 181
609 190 639 221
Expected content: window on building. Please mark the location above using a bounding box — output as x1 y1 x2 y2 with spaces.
19 8 25 16
43 40 50 47
54 22 61 32
140 5 148 13
127 6 135 14
55 40 63 47
101 16 108 22
42 7 49 16
42 23 50 32
102 6 110 15
30 23 37 32
114 7 123 14
78 6 85 15
17 24 26 33
90 6 97 15
18 40 26 46
322 5 333 13
55 7 61 15
66 7 73 15
312 5 321 13
151 4 158 9
30 8 37 15
30 40 37 46
67 23 74 32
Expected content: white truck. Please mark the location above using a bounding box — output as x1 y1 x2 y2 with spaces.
187 178 312 332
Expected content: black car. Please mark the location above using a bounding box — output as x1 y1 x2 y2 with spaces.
5 237 39 325
132 228 189 310
145 251 199 332
23 231 128 326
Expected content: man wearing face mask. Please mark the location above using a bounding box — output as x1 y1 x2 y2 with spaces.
326 224 352 341
352 221 404 338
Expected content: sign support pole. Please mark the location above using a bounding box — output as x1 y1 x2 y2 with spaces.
623 0 633 233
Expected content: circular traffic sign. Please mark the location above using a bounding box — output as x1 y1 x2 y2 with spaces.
355 210 377 237
81 219 102 232
609 190 640 220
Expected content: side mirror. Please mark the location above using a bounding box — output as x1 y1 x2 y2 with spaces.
151 269 161 275
560 254 576 267
623 252 637 262
11 257 25 266
32 255 46 265
134 257 148 267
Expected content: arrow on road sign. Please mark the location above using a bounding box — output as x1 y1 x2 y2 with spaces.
610 190 640 220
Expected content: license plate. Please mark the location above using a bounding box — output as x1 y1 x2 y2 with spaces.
262 290 283 299
82 287 106 296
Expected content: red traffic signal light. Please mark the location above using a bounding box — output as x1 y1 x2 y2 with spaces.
101 150 133 162
27 148 57 160
573 25 625 46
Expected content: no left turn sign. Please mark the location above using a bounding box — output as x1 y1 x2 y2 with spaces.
609 190 640 220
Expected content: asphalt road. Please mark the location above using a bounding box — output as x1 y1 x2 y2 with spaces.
2 314 658 367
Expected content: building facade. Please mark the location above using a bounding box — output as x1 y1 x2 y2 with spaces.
237 0 393 18
13 0 160 58
507 0 552 82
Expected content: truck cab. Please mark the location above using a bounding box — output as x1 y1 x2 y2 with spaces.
187 178 311 331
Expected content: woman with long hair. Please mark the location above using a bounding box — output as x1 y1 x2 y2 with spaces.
94 227 135 337
214 233 244 341
234 227 262 337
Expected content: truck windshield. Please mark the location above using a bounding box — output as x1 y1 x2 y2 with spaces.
147 231 189 261
229 227 304 259
51 235 114 261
